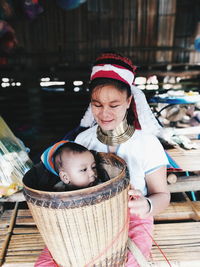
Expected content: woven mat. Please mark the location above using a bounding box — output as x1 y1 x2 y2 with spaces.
1 208 200 266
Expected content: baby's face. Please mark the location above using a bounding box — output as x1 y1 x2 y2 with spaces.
62 151 97 188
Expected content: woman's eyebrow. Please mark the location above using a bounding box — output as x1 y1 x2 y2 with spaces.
109 100 121 104
91 99 120 104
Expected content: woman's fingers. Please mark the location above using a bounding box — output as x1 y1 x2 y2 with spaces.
129 184 135 190
128 188 142 199
128 189 150 218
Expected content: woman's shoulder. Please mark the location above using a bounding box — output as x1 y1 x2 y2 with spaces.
129 130 164 150
75 125 97 142
133 130 159 142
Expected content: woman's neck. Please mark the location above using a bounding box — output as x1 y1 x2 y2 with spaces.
97 118 134 146
107 145 119 154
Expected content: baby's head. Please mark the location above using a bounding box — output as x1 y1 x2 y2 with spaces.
53 142 97 189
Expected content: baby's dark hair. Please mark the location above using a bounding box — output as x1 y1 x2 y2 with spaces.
53 142 88 174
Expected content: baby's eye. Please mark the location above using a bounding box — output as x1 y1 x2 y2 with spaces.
92 165 97 170
80 168 87 172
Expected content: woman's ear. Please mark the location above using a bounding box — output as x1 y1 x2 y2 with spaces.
59 171 70 184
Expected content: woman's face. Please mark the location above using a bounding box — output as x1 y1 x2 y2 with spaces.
91 85 132 131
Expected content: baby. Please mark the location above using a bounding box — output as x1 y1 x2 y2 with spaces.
41 140 109 191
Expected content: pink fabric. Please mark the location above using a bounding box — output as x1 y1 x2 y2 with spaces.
35 215 153 267
34 247 58 267
126 215 154 267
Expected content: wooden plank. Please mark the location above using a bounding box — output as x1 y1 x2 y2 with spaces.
168 176 200 193
13 226 39 235
0 213 12 228
0 207 44 266
4 256 40 263
2 264 34 267
1 209 35 226
151 222 200 262
0 229 7 235
148 261 200 267
155 201 200 221
0 203 19 266
156 0 176 62
15 210 32 217
1 208 31 218
15 217 35 226
7 248 44 255
167 140 200 171
1 231 44 264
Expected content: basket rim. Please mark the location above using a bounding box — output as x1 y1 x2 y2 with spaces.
23 152 128 197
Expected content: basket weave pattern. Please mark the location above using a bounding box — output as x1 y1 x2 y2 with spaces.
23 153 130 267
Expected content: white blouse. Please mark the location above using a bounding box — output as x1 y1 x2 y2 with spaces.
75 125 168 195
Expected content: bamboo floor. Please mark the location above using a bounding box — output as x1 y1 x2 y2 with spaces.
0 204 200 266
0 207 44 266
166 140 200 172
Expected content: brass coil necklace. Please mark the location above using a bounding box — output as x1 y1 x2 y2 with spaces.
97 118 134 146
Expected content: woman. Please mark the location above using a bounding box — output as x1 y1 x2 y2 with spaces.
35 53 170 266
75 53 170 266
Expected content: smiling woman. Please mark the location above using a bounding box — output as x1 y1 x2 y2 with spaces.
74 53 170 266
91 85 132 131
35 52 170 266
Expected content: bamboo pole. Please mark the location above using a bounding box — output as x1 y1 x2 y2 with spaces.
127 237 150 267
167 173 177 184
168 176 200 193
149 260 200 266
155 201 200 221
2 263 35 267
0 202 19 265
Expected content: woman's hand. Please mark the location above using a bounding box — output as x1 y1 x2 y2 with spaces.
128 166 171 219
128 187 151 219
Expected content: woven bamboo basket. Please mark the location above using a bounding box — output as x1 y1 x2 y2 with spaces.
23 152 130 267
